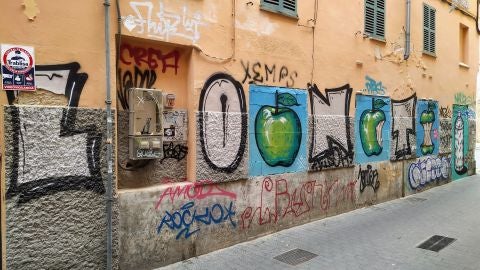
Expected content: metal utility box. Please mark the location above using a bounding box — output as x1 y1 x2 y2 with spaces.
128 88 163 160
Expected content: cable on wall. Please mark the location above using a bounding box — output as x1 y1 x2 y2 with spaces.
310 0 319 83
193 0 236 63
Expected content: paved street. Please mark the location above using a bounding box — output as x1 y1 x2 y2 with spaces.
159 176 480 270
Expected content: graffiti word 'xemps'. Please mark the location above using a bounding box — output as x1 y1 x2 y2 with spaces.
241 60 297 87
157 201 236 239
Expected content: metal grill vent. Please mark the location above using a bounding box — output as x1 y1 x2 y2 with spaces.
417 235 456 252
274 248 318 266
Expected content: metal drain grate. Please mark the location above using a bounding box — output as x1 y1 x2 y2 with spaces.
417 235 456 252
274 248 318 266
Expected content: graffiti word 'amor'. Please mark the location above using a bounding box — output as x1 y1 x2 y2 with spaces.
241 60 297 87
155 181 236 210
240 177 356 229
363 76 386 95
123 1 204 43
120 43 180 73
157 201 236 239
408 156 450 190
357 164 380 193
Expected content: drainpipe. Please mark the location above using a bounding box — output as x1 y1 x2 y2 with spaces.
404 0 411 60
103 0 113 269
477 0 480 34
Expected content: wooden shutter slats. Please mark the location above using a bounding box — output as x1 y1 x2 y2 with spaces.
365 0 385 39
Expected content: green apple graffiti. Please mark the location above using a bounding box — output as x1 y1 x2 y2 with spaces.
255 91 302 167
420 101 436 155
359 98 387 156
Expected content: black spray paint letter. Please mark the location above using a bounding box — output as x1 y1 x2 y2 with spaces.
199 73 247 173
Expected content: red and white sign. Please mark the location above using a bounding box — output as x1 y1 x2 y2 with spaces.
1 44 36 90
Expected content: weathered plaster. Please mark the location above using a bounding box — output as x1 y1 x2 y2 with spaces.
4 106 118 270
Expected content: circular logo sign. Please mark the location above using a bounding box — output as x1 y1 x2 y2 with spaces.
2 47 34 74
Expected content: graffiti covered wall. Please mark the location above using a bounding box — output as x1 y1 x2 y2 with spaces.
117 39 190 188
355 95 392 163
354 161 402 205
196 73 248 182
452 105 470 180
119 168 362 269
405 155 451 194
416 100 440 157
248 85 307 176
2 0 477 269
390 95 417 161
308 83 354 171
3 106 118 269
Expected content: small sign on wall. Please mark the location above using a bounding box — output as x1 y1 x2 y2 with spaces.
1 44 36 90
162 110 187 142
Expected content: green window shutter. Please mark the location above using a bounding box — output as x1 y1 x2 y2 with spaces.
423 4 436 54
365 0 385 39
261 0 297 18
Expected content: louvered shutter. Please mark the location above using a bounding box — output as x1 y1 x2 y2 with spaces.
261 0 297 18
423 4 436 54
375 0 385 38
364 0 385 39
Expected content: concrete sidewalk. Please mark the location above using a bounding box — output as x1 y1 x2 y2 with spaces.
158 176 480 270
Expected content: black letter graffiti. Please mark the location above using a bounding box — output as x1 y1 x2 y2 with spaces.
279 66 288 83
240 60 252 84
357 164 380 193
308 83 354 171
439 119 452 154
265 64 276 83
5 63 105 203
161 142 188 163
240 60 297 87
117 66 157 110
440 106 452 118
391 94 417 161
252 62 263 83
6 62 88 107
287 71 298 88
199 73 247 173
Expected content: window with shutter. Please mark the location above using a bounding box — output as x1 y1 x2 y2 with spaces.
423 4 436 55
364 0 386 40
260 0 298 18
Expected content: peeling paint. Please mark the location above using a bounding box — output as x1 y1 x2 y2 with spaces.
236 13 278 36
22 0 39 20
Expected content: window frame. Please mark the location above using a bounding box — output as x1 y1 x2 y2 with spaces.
459 23 469 66
423 3 437 57
260 0 298 19
364 0 386 41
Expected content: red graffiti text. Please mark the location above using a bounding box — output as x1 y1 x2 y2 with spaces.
240 177 356 229
120 43 181 74
155 181 236 210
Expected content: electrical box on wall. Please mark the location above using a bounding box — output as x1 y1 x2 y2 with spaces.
128 88 163 160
